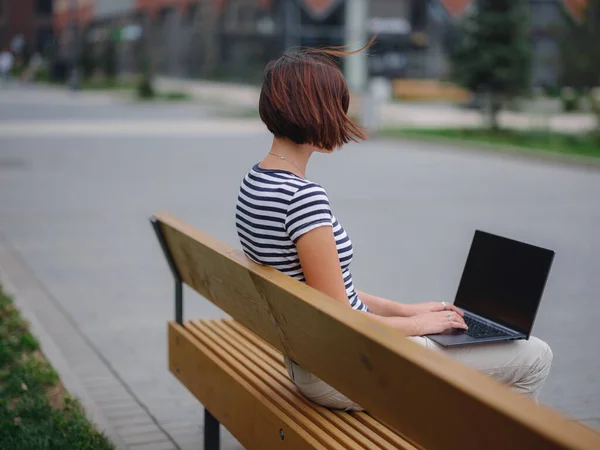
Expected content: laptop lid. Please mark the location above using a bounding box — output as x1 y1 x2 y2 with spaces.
454 230 555 338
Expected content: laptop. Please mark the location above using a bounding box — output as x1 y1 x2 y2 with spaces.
427 230 555 347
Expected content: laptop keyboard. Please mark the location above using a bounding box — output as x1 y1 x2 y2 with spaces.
464 316 510 339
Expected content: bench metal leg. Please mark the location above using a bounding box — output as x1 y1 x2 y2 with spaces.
204 408 220 450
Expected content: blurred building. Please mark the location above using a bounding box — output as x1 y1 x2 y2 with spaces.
529 0 587 88
0 0 54 55
51 0 451 82
51 0 587 87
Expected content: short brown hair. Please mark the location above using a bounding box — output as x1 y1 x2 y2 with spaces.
259 47 368 151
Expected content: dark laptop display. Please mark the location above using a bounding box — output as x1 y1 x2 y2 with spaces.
427 230 555 347
454 231 555 337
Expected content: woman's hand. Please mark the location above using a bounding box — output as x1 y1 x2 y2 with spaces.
411 311 468 336
405 302 464 318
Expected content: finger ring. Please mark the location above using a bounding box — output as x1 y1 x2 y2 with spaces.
441 301 447 310
447 314 451 322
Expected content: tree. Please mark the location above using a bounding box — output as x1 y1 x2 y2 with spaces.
561 0 600 135
450 0 532 130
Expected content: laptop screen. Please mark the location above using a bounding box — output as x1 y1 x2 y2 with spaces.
454 231 554 336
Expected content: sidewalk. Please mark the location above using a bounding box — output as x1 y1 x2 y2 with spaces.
157 76 596 133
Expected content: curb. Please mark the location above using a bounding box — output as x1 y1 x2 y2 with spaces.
0 237 129 450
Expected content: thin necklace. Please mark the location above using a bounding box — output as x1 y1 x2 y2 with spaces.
268 152 306 177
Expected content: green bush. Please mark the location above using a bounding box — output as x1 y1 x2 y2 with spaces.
137 53 154 100
137 77 155 99
561 87 579 112
33 66 51 83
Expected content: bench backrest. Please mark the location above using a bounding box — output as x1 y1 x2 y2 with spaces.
153 212 600 450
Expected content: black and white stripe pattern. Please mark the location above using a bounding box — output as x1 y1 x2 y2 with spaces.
236 164 369 312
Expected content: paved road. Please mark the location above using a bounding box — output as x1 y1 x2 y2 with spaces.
1 86 599 448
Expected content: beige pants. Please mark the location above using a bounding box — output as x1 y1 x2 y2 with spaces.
284 336 553 411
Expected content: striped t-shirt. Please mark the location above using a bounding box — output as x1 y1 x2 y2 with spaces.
236 164 369 312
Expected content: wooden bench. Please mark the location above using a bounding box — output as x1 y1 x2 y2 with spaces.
151 212 600 450
391 79 471 103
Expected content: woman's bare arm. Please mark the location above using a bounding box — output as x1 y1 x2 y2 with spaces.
355 290 410 317
296 227 420 335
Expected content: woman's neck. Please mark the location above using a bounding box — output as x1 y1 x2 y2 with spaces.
261 138 313 178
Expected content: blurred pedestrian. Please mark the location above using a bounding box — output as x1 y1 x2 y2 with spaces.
0 49 14 85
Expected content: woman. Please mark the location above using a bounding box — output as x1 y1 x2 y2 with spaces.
235 46 552 411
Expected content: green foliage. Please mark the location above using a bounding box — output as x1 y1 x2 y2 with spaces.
161 91 190 101
382 128 600 159
0 289 114 450
137 77 155 99
561 87 580 112
33 66 51 83
137 53 155 100
451 0 532 129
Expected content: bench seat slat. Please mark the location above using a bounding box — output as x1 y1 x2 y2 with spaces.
202 319 406 450
210 319 413 450
190 320 374 450
350 413 418 450
169 322 328 450
223 318 283 365
183 321 346 450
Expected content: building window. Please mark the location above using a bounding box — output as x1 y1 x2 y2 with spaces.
36 0 52 16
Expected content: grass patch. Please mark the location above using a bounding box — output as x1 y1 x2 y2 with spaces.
0 287 114 450
228 107 261 119
138 90 193 102
34 73 192 102
382 128 600 160
80 79 137 91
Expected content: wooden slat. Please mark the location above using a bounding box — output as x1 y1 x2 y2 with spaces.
204 319 404 450
156 212 600 450
180 321 344 450
214 320 415 450
224 318 284 365
168 322 327 450
350 413 416 450
217 320 285 373
189 320 369 450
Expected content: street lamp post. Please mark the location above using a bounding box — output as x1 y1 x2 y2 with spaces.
344 0 368 94
344 0 374 130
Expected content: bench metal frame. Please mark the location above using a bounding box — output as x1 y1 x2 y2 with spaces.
151 217 220 450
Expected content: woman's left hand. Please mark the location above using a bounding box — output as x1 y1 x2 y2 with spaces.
405 302 464 317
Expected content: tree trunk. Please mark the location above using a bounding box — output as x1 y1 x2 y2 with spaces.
486 92 502 131
590 91 600 133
